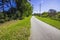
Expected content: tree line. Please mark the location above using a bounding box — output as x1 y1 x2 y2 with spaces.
33 9 60 21
0 0 33 23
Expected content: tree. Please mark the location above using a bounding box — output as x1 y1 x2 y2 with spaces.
7 7 17 20
15 0 26 19
0 0 10 22
0 0 33 23
24 2 32 17
15 0 32 19
48 9 57 17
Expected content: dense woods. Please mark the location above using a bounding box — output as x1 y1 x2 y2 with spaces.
0 0 32 23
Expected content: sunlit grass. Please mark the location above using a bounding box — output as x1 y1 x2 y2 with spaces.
0 16 31 40
36 16 60 29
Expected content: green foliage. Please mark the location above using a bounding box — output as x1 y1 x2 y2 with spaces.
48 9 57 17
42 12 48 17
0 13 4 19
49 12 60 21
16 0 32 19
0 0 33 23
35 9 60 21
0 19 5 23
0 13 5 23
24 2 32 17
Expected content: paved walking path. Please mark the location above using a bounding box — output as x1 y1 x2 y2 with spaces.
30 16 60 40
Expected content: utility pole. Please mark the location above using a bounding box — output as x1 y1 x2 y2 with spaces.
39 2 41 16
39 0 43 16
40 3 41 14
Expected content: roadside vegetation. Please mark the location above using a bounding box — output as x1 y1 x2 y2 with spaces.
0 0 32 40
0 0 32 23
0 16 31 40
34 9 60 29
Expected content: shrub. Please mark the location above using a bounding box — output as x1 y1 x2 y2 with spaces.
0 19 5 23
42 12 48 17
0 13 4 19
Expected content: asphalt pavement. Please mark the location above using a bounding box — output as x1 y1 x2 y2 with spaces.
30 16 60 40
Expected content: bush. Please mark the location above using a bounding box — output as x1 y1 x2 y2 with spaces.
0 19 5 23
0 13 4 19
42 12 48 17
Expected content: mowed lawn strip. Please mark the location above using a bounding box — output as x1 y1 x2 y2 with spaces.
36 16 60 29
0 16 31 40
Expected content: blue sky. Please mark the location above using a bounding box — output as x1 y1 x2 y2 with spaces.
30 0 60 13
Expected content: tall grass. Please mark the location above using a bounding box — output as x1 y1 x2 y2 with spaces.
0 16 31 40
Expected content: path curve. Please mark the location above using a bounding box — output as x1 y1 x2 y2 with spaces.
30 16 60 40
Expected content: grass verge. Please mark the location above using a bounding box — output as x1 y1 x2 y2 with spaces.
36 16 60 29
0 16 31 40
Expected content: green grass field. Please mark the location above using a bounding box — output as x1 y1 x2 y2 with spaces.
36 16 60 29
0 16 31 40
